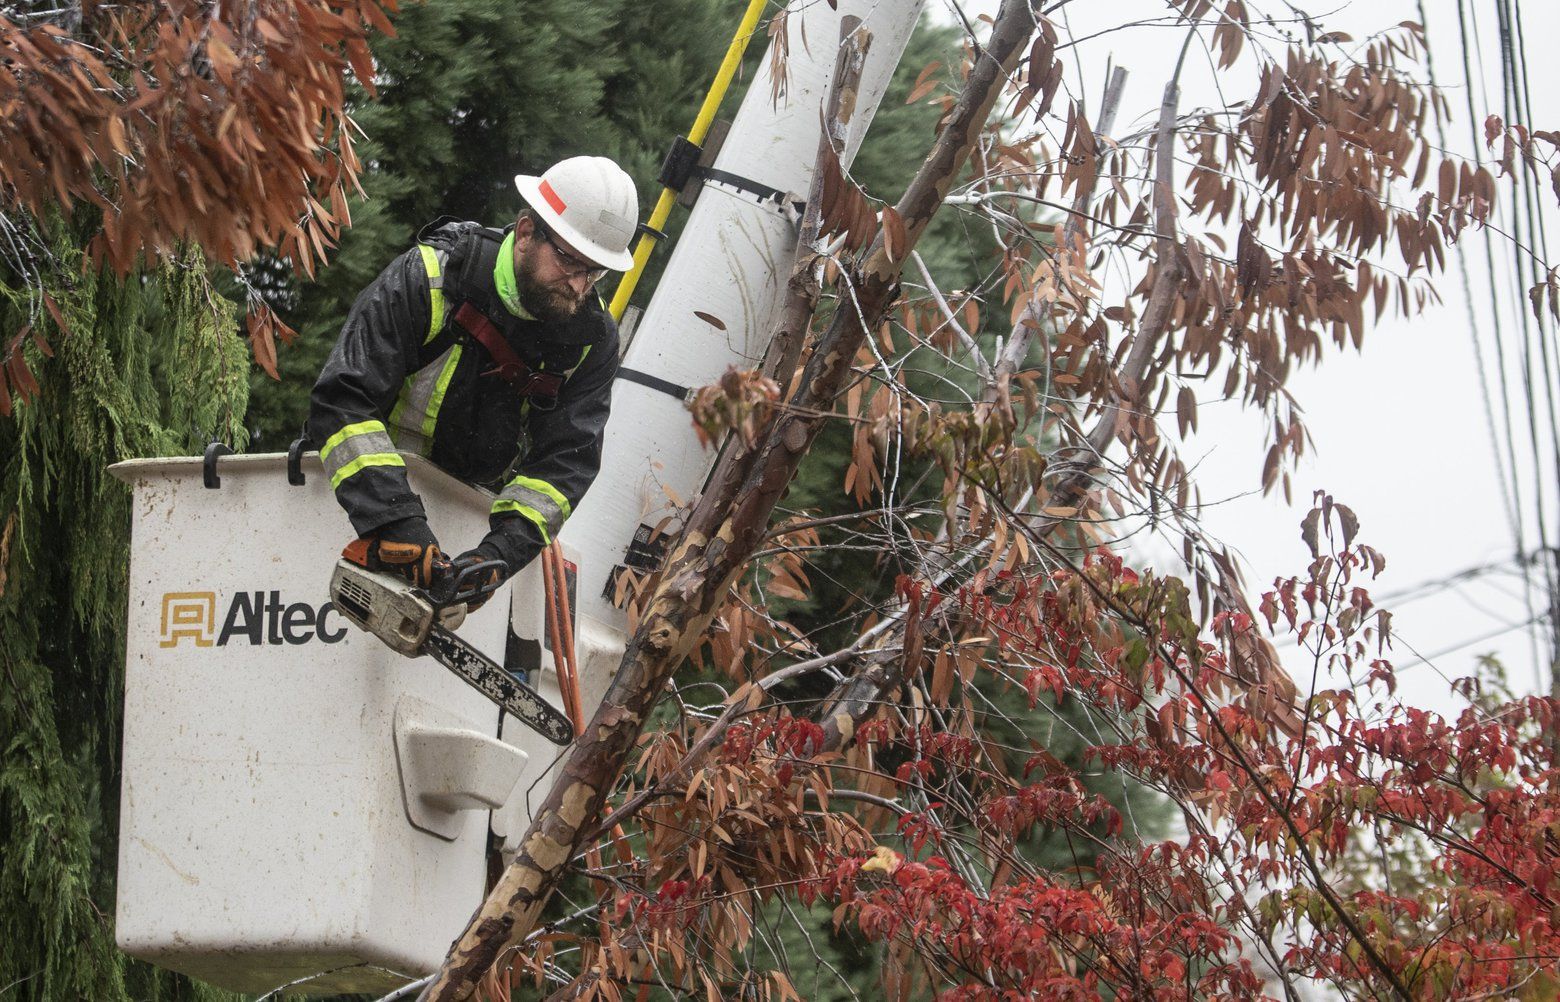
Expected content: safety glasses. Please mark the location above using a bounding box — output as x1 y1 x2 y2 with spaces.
535 221 608 284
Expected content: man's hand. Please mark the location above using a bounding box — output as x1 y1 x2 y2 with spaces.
342 516 449 589
446 544 509 612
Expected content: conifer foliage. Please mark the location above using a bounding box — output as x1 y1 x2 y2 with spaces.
0 0 377 996
0 221 248 1000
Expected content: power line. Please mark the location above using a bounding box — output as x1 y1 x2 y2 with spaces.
1417 0 1521 549
1501 0 1560 692
1453 0 1531 581
1267 549 1553 655
1452 0 1555 689
1370 548 1546 607
1395 609 1552 673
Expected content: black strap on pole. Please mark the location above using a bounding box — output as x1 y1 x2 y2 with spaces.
616 367 692 401
699 167 806 214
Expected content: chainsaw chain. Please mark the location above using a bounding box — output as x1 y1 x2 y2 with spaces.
425 628 575 745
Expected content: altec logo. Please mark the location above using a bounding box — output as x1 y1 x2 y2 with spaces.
159 591 348 648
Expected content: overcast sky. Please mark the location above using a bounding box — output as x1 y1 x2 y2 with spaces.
925 0 1560 715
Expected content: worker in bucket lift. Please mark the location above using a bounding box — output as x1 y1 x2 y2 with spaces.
308 156 638 605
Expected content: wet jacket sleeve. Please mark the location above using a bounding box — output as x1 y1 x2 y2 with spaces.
480 322 620 574
307 248 432 538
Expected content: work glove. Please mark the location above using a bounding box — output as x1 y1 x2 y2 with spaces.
444 541 509 612
342 516 449 590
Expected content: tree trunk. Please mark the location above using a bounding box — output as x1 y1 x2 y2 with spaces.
418 5 1037 997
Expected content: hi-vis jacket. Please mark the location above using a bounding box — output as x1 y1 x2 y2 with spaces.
307 220 619 574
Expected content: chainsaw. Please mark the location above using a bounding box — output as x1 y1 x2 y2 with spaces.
328 558 575 745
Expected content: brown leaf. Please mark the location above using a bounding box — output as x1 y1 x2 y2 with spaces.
207 37 240 77
247 310 279 380
850 187 873 252
1176 386 1197 437
1437 158 1456 204
345 38 378 99
256 17 286 44
1336 504 1359 548
881 205 905 261
819 151 842 231
930 648 953 705
40 293 70 336
363 0 398 37
107 113 130 157
1300 507 1322 558
694 311 726 330
834 186 856 250
1261 443 1281 492
905 61 941 104
7 352 39 400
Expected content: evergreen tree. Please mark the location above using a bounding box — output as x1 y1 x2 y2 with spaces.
0 219 249 1001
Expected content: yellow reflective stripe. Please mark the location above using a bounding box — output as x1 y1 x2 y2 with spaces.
388 343 459 457
330 452 405 490
388 396 409 441
320 420 389 463
421 344 463 442
494 479 568 539
491 501 552 545
418 244 445 345
508 475 571 520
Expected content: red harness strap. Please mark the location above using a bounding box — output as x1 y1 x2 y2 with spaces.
452 301 564 402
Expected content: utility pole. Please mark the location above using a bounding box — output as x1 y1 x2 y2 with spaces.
1549 545 1560 703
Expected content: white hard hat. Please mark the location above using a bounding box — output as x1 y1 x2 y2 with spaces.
514 156 639 272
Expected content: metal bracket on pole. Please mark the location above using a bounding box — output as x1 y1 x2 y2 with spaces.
658 135 704 194
675 119 731 210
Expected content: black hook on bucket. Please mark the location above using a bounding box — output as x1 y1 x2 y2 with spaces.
287 435 310 486
202 441 234 489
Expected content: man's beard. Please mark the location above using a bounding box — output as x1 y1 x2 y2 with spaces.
517 257 585 325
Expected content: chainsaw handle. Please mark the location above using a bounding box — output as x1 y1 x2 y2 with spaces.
427 558 508 610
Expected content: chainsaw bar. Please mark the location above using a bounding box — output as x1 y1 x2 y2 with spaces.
424 627 575 745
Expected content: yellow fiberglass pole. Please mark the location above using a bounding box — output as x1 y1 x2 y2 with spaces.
608 0 770 321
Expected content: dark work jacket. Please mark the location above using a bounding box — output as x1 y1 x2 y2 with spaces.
307 220 619 573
